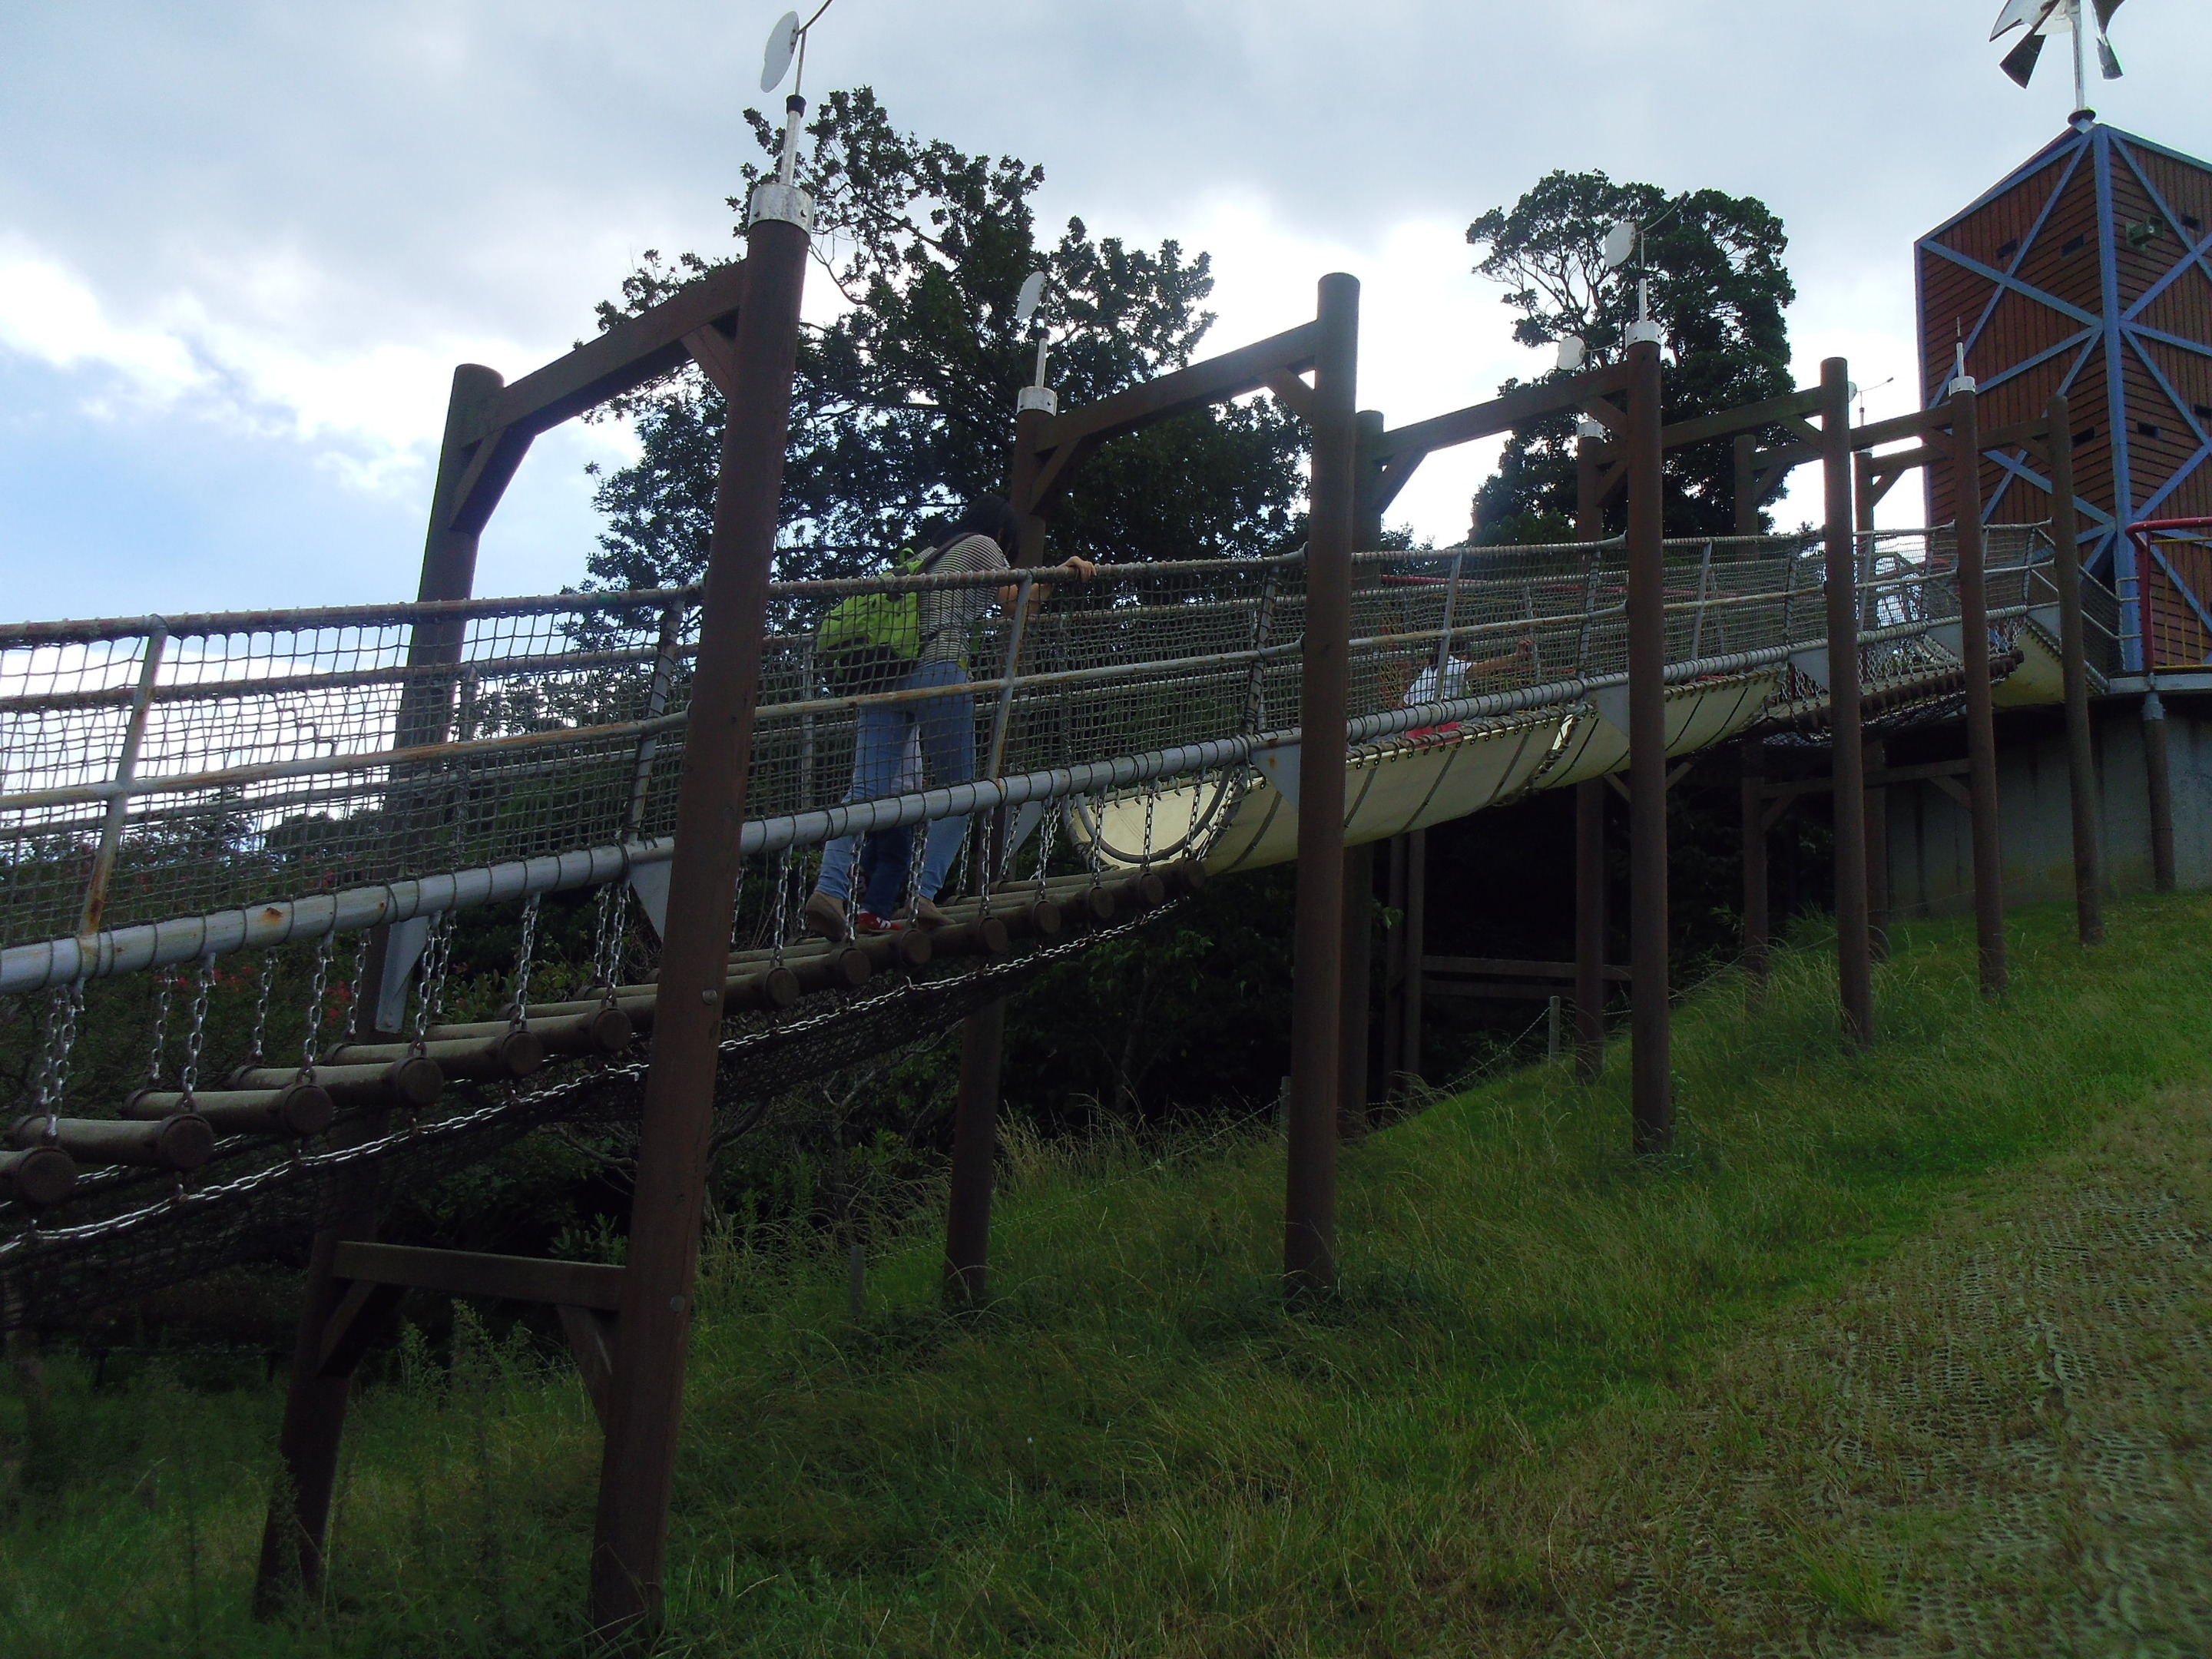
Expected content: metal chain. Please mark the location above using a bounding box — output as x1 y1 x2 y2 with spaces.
348 928 373 1040
1084 793 1105 891
591 880 630 993
411 913 455 1052
946 829 972 906
770 853 793 966
179 953 215 1102
300 928 336 1078
2 896 1184 1273
1139 780 1160 872
1032 797 1061 902
247 947 277 1066
33 982 84 1141
507 894 541 1031
145 969 175 1088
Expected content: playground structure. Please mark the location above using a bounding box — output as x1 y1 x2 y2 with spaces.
0 116 2177 1639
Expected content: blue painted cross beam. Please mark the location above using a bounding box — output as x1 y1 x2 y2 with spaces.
1990 0 2124 112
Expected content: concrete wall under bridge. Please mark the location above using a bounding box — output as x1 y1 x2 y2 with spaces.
1885 694 2212 919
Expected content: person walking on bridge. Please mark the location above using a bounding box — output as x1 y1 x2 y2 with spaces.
804 498 1094 940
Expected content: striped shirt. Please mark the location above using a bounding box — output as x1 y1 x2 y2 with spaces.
916 534 1009 667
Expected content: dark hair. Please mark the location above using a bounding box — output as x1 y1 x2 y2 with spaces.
943 495 1022 554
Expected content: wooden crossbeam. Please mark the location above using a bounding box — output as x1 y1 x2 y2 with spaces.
442 261 752 536
1426 981 1588 1002
318 1243 628 1397
332 1241 625 1310
1369 367 1631 463
492 262 748 442
1759 757 1972 802
1651 387 1825 451
1422 955 1631 982
1018 321 1321 513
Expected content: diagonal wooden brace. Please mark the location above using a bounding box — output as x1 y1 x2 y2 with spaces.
558 1305 620 1429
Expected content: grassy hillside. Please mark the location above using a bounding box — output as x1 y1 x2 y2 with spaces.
5 895 2212 1656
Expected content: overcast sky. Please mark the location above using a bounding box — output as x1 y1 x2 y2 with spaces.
4 1 2208 621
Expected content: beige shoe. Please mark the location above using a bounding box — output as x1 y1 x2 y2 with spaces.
899 895 952 929
802 890 849 942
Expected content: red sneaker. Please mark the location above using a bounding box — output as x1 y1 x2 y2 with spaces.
853 909 900 935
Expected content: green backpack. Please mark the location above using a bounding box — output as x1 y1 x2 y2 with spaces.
814 541 951 695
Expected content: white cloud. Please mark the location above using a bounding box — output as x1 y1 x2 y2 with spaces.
0 251 206 402
0 240 644 503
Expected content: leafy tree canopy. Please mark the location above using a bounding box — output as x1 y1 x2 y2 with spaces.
583 88 1306 591
1465 170 1796 543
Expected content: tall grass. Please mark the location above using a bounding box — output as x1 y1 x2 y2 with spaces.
5 895 2211 1656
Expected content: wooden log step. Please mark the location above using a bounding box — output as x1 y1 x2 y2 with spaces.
0 1144 76 1205
9 1113 214 1172
325 1031 544 1081
992 897 1061 940
724 965 803 1014
512 962 803 1030
230 1056 444 1108
926 913 1012 959
124 1082 335 1137
424 1005 634 1058
852 926 932 972
784 945 872 995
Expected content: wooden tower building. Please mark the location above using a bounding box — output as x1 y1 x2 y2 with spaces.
1917 115 2212 671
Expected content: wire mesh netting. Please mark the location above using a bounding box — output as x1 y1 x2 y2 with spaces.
2 528 2081 976
0 906 1164 1330
0 526 2108 1322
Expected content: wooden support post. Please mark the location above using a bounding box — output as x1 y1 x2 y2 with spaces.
589 186 809 1637
942 998 1005 1307
1401 829 1426 1088
1283 273 1359 1299
1379 836 1407 1095
940 396 1055 1309
2045 392 2103 945
1338 843 1374 1134
1865 739 1891 962
1740 741 1770 990
1623 339 1671 1154
1574 424 1609 1082
1821 359 1873 1045
1335 409 1386 1132
253 359 505 1618
1949 384 2007 996
1574 780 1607 1078
1854 451 1890 964
2144 686 2176 893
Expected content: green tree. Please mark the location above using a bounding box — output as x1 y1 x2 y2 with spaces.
584 86 1306 591
1465 170 1796 542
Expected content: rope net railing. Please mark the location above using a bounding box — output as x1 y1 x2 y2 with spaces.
0 525 2094 1323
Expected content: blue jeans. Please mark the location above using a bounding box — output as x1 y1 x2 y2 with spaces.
814 658 975 911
